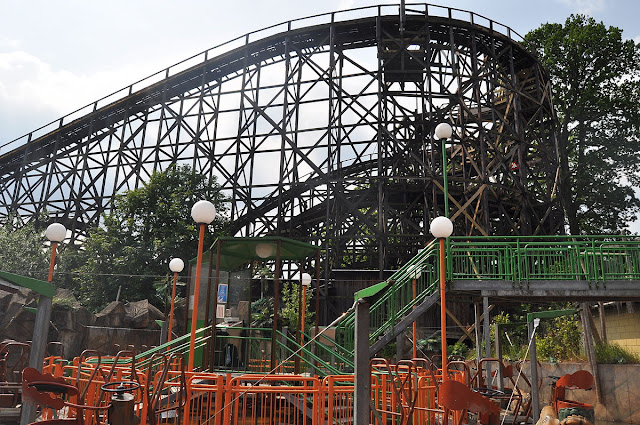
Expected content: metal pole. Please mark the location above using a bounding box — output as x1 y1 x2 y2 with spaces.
494 323 503 391
167 272 178 342
474 302 482 362
188 223 206 371
442 136 449 217
21 242 58 425
354 299 370 425
529 320 540 423
301 285 307 343
483 296 491 358
296 272 303 374
439 238 448 380
483 296 492 387
210 241 222 370
412 277 417 358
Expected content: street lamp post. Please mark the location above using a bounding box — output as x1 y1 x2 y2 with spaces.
435 122 453 218
430 216 453 381
168 258 184 343
188 200 216 371
21 223 66 425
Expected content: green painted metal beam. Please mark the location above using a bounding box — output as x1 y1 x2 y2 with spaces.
527 309 577 323
0 271 55 297
354 280 391 302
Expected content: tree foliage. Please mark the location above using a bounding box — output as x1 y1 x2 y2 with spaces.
0 217 49 279
525 15 640 234
67 165 227 311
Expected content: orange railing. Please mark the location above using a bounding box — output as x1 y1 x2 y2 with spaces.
34 355 488 425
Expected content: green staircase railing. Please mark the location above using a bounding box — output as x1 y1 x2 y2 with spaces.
335 235 640 353
335 239 442 352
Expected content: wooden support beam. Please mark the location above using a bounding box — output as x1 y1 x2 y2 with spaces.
457 304 494 344
445 306 474 342
598 302 607 342
580 303 602 404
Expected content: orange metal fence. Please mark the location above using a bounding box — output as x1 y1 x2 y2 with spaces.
34 355 451 425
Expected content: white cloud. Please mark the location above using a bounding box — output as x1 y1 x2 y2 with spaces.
0 35 20 50
556 0 606 14
0 49 162 142
634 35 640 44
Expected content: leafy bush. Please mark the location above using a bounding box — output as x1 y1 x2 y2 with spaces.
536 315 583 361
595 342 640 364
448 342 470 358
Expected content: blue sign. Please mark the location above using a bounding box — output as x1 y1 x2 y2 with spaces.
217 283 228 304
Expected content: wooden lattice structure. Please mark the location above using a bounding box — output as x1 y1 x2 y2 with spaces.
0 4 561 277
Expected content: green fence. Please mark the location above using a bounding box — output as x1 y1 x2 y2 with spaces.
449 236 640 285
336 235 640 352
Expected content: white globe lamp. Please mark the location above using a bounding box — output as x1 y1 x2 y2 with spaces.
430 216 453 239
435 122 453 139
191 200 216 224
45 223 67 242
256 243 274 259
300 272 312 287
169 258 184 273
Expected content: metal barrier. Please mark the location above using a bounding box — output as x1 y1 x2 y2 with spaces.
337 235 640 352
33 355 461 425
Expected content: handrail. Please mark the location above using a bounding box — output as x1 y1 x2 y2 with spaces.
448 236 640 284
336 235 640 353
1 3 522 154
336 239 441 351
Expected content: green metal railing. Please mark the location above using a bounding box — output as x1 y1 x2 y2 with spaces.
336 239 441 351
336 235 640 352
449 235 640 285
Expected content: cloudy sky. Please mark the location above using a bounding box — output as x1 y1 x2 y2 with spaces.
1 0 639 229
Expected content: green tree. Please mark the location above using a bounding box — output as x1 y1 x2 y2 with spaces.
69 165 227 311
0 217 49 279
525 15 640 234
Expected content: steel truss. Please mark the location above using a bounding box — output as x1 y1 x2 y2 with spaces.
0 5 561 278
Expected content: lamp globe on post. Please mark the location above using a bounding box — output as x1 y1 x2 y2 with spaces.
167 258 184 344
430 216 453 381
434 122 453 140
434 122 453 218
45 223 66 282
188 200 216 371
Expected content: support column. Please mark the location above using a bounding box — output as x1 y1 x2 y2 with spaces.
483 296 491 357
483 296 491 387
474 302 482 363
494 323 503 391
581 303 602 403
529 320 540 424
354 299 371 425
598 302 607 342
21 295 53 425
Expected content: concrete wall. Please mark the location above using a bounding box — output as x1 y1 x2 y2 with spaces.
540 362 640 424
593 308 640 355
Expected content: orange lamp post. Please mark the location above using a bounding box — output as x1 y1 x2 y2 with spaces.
188 200 216 371
430 216 453 381
167 258 184 343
